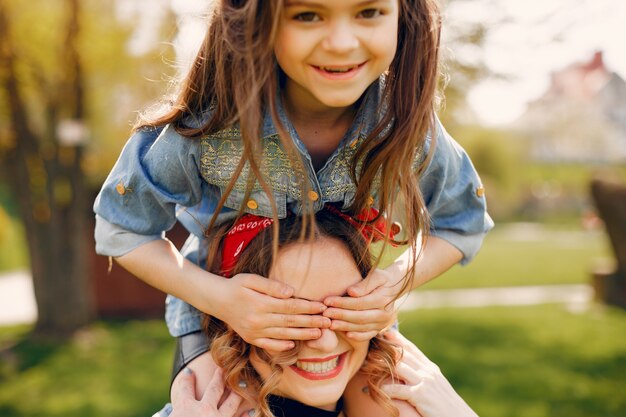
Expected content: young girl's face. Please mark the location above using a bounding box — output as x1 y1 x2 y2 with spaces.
250 237 370 411
275 0 399 111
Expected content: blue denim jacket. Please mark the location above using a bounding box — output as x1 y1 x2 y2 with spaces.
93 80 494 337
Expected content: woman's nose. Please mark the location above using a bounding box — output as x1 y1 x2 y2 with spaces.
305 328 339 352
322 21 359 53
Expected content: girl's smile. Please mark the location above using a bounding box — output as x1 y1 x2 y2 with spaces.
275 0 399 111
311 62 368 80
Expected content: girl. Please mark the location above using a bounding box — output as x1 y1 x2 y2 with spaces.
164 208 479 417
94 0 492 409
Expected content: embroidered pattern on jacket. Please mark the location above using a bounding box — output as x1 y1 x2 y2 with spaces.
200 130 304 200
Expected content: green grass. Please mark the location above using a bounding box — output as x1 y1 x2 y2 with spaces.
0 321 174 417
398 304 626 417
429 224 611 289
1 305 624 417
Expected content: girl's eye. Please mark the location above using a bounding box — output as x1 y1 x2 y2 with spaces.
358 8 382 19
293 12 321 22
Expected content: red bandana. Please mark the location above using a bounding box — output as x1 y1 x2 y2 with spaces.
219 205 399 277
324 204 399 244
220 215 273 277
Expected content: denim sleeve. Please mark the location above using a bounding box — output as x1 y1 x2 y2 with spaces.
419 121 494 264
93 125 204 257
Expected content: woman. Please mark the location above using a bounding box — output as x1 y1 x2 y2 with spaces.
170 332 478 417
166 207 478 417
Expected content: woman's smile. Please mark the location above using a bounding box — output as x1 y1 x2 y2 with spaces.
251 238 370 409
290 352 347 380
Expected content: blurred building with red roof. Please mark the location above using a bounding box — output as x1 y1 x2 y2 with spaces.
516 51 626 163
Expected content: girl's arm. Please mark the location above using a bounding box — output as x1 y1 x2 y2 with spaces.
95 127 328 349
116 239 329 351
323 118 493 339
323 236 461 339
386 236 462 290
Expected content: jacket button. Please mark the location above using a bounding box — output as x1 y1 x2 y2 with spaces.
476 186 485 197
307 191 319 201
116 182 126 195
391 221 402 236
247 199 258 210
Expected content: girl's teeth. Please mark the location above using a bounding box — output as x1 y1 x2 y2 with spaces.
321 66 356 73
296 357 339 373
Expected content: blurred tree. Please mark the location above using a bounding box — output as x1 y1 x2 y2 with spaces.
438 0 495 130
0 0 174 335
0 205 9 244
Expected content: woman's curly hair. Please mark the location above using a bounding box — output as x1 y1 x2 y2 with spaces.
202 208 401 417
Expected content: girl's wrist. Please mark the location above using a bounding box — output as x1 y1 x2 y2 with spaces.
383 253 414 295
180 267 229 318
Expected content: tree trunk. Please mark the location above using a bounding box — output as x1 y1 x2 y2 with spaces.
0 0 95 335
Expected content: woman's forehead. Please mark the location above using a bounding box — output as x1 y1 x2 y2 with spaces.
269 238 362 301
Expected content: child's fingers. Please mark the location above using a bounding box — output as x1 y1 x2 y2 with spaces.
270 297 327 315
346 330 379 341
265 312 330 329
239 274 294 299
324 292 390 311
324 306 389 324
261 326 322 340
252 338 295 351
329 319 383 332
217 390 243 417
346 273 388 297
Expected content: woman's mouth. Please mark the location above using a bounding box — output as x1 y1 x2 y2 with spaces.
289 353 347 380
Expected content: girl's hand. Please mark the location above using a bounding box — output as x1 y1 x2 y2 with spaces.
213 273 330 351
322 268 401 341
381 331 479 417
170 368 242 417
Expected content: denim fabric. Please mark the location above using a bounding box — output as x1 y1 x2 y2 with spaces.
93 78 494 337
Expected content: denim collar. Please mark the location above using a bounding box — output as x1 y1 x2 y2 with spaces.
260 77 384 144
186 76 384 144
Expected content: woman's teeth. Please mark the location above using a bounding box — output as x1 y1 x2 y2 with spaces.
296 357 339 373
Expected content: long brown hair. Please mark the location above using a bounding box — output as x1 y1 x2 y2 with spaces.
203 209 400 417
139 0 443 297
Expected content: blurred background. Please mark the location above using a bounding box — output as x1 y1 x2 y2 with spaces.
0 0 625 416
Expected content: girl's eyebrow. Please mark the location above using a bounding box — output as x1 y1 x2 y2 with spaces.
286 0 383 7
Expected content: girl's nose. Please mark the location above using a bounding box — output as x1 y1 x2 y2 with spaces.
322 21 359 53
305 328 339 352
